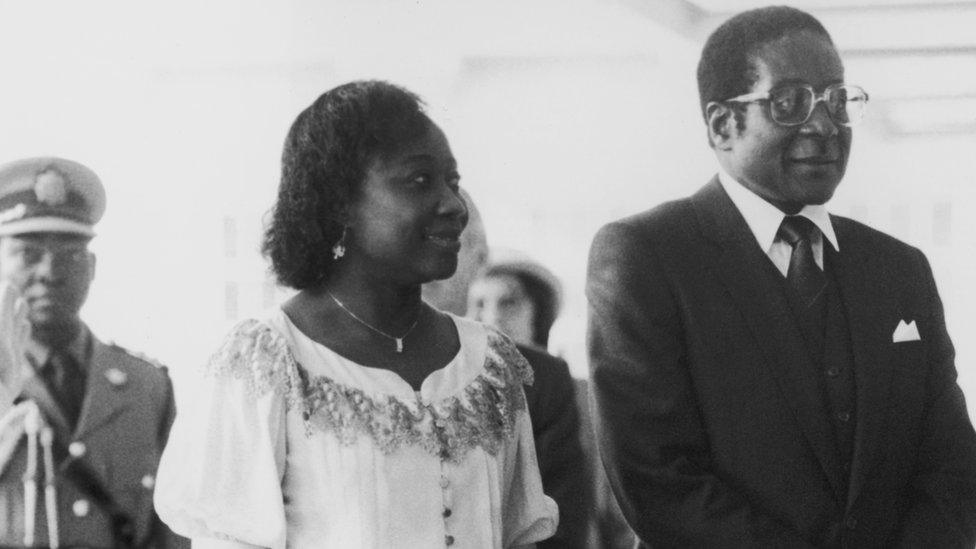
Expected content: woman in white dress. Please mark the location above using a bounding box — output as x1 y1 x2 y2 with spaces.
154 81 558 548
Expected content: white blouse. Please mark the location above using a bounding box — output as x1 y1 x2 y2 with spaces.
154 310 558 549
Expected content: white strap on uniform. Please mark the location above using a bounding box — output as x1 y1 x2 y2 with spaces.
40 426 58 549
23 403 40 547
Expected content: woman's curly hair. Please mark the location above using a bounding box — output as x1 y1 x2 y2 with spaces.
262 80 429 289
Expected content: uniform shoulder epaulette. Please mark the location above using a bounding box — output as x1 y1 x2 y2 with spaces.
106 340 168 370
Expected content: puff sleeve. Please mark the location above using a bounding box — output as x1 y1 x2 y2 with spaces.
503 408 560 547
487 332 560 547
154 320 303 549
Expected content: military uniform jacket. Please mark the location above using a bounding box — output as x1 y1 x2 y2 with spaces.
0 329 186 548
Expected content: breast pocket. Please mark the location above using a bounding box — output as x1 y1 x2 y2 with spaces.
892 340 926 376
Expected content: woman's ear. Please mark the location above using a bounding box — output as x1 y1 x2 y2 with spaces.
705 101 736 151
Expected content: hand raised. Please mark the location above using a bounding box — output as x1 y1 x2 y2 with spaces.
0 281 30 391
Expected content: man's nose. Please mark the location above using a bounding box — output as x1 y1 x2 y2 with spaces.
31 251 61 281
801 101 839 137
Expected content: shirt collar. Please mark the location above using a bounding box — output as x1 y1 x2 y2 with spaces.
25 324 91 371
717 168 839 252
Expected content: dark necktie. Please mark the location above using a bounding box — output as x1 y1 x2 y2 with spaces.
40 350 87 429
777 216 827 309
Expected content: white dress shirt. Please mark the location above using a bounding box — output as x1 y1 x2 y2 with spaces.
717 169 839 276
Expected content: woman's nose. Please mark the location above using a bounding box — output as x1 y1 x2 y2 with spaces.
438 183 467 219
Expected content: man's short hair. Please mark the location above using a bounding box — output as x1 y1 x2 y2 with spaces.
696 6 833 122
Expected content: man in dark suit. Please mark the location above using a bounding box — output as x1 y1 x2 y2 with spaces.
0 157 187 548
587 6 976 548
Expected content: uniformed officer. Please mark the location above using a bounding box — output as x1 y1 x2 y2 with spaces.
0 157 188 548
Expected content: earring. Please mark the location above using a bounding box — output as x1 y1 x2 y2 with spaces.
331 227 347 260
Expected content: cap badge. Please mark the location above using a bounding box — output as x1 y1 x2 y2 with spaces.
34 168 69 206
0 203 27 224
105 367 128 387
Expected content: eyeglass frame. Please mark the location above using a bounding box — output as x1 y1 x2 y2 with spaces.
722 83 869 127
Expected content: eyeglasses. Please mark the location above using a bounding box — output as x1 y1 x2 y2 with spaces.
724 84 869 127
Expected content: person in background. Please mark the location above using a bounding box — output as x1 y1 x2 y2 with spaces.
468 256 636 549
423 195 592 549
0 157 186 548
587 6 976 547
420 188 489 319
155 80 557 548
468 256 560 350
571 380 639 549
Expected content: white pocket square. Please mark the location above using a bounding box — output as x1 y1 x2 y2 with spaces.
892 319 921 343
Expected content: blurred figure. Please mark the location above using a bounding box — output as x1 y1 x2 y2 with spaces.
155 81 557 547
572 380 639 549
425 195 593 549
468 255 636 548
0 157 186 548
421 188 488 317
468 256 560 349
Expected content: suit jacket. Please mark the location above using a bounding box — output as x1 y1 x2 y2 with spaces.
518 343 592 549
586 178 976 548
0 330 188 548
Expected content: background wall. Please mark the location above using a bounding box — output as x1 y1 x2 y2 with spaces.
0 0 973 417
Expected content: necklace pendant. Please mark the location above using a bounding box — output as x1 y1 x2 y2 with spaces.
326 291 419 355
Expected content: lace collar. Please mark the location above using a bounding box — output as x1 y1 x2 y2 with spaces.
206 318 534 463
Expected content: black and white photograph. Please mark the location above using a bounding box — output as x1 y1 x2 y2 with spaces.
0 1 974 547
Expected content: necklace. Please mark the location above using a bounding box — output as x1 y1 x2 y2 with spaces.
327 291 420 353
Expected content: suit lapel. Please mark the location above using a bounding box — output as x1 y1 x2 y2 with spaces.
74 338 134 440
692 179 845 499
829 218 896 508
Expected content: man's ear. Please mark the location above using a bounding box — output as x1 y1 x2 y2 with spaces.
706 101 736 151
